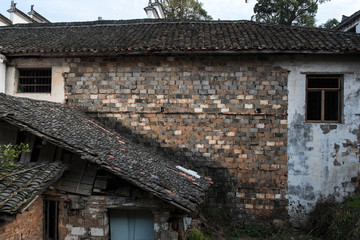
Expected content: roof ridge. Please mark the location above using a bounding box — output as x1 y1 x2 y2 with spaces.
1 19 358 36
0 20 359 56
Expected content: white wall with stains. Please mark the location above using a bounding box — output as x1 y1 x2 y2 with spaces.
274 55 360 226
5 58 69 103
0 54 7 93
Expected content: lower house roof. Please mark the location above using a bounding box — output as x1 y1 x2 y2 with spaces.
0 94 212 212
0 161 66 215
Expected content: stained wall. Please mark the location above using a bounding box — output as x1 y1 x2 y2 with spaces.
273 55 360 226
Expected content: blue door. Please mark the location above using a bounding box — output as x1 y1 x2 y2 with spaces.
110 209 154 240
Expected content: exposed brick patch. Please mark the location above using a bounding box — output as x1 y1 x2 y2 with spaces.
65 55 289 222
0 197 44 240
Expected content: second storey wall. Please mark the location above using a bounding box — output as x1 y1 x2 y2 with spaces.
65 55 289 222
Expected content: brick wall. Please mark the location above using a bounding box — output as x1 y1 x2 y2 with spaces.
52 188 180 239
0 196 44 240
65 55 289 222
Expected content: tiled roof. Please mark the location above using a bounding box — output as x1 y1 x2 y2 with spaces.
0 19 359 56
333 10 360 31
0 94 211 212
0 162 66 215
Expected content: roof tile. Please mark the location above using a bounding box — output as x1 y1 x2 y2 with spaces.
0 94 211 212
0 162 66 215
0 19 359 56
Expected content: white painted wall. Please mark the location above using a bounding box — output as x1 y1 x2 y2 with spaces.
9 12 32 24
273 55 360 226
5 58 69 103
0 21 10 26
0 54 6 93
144 7 158 19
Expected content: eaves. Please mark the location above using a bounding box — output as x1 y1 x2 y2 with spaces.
3 49 360 58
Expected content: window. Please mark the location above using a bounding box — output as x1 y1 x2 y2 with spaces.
44 200 59 240
306 75 342 122
18 69 51 93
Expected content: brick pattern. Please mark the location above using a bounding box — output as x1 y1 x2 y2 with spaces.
0 197 44 240
53 187 179 240
66 55 289 221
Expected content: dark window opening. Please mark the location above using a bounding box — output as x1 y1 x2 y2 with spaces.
30 137 43 162
18 69 51 93
14 130 27 162
306 75 341 122
348 26 356 33
44 200 59 240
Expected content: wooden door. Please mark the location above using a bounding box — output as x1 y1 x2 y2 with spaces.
110 209 154 240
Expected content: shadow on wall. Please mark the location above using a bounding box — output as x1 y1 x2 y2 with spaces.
91 116 241 217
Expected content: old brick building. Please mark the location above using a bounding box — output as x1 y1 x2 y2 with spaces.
0 19 359 238
0 94 210 239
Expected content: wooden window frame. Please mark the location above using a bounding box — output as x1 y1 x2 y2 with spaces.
305 75 342 123
18 68 52 93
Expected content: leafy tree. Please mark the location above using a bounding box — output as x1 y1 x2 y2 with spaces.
0 143 30 170
252 0 330 27
319 18 339 29
162 0 212 20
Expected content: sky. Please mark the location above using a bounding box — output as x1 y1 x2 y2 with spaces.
0 0 359 25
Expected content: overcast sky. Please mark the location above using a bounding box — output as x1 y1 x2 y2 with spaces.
0 0 359 26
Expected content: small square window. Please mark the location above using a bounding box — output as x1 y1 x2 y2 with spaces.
306 75 342 123
18 69 51 93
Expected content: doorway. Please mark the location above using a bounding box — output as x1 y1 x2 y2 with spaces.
109 209 154 240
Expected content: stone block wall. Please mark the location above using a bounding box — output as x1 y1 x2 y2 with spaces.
50 190 181 240
0 197 44 240
65 55 289 221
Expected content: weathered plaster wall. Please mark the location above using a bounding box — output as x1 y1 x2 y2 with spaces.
0 21 10 27
5 58 69 103
0 55 6 93
9 12 30 25
0 196 44 240
65 55 289 222
273 55 360 226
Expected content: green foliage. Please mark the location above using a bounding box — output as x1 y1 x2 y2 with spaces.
298 235 322 240
328 210 356 240
252 0 330 27
306 194 360 240
18 85 25 93
345 194 360 210
0 143 30 170
318 18 339 29
187 229 211 240
163 0 212 20
224 223 283 239
197 206 285 239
